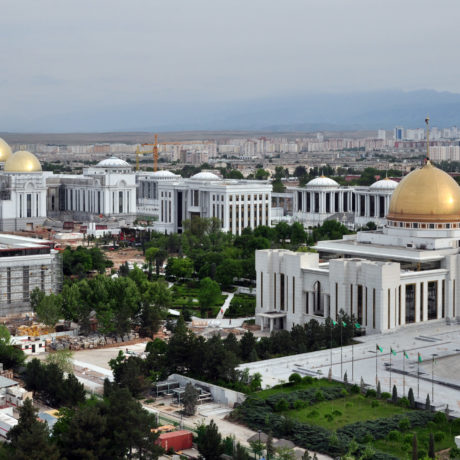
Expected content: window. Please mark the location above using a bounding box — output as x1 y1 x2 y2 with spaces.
119 191 123 213
405 284 416 324
388 288 391 329
292 277 295 314
26 194 32 218
260 272 263 309
372 288 376 329
273 273 277 309
428 281 437 320
420 283 424 322
280 274 285 311
335 283 338 318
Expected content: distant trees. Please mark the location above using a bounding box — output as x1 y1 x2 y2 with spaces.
62 246 113 278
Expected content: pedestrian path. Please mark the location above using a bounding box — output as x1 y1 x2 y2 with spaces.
216 291 234 319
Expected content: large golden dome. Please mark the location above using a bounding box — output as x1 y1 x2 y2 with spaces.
387 161 460 223
4 150 42 173
0 138 12 162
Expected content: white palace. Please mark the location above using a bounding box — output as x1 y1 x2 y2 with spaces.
256 160 460 334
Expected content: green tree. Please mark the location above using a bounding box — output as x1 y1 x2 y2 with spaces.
35 293 63 327
0 342 25 369
0 325 10 344
428 432 435 459
7 398 60 460
426 393 431 410
412 433 418 460
46 349 74 375
392 384 398 403
196 420 223 460
266 432 275 459
109 351 147 397
182 382 199 416
249 440 264 459
166 257 194 280
408 387 415 408
198 277 221 316
254 169 269 180
30 287 45 311
145 247 159 279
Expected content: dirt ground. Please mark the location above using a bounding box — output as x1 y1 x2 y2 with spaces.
104 247 145 270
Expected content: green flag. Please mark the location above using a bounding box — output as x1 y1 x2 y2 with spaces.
391 347 397 356
355 323 361 329
418 353 423 363
342 321 347 327
376 344 383 352
332 320 337 326
404 351 409 359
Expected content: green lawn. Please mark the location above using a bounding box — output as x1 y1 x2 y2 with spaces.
169 282 227 318
373 422 460 459
285 393 407 430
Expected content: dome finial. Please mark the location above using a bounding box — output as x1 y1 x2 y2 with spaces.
425 115 430 162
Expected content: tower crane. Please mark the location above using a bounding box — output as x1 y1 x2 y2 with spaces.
135 134 159 172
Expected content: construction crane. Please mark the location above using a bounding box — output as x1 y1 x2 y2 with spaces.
135 134 159 172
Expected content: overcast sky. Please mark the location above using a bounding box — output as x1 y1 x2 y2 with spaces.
1 0 459 131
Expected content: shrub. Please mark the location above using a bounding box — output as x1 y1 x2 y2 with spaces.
341 389 348 397
289 373 302 385
274 398 289 412
434 431 444 442
371 401 379 408
399 397 410 408
294 400 306 410
350 384 360 394
307 410 319 418
418 449 427 459
302 376 314 384
433 412 447 424
324 413 334 422
387 430 401 441
366 389 377 398
381 392 391 400
399 418 410 431
363 433 374 443
332 410 342 417
450 446 460 459
314 390 325 402
345 402 353 408
403 434 413 445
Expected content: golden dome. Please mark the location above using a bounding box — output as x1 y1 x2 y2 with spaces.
387 161 460 223
4 150 42 173
0 138 12 163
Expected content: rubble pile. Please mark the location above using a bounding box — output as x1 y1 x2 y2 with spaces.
47 332 140 351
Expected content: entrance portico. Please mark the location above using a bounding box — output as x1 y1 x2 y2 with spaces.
257 312 287 332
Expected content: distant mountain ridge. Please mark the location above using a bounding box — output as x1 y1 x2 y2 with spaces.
4 89 460 132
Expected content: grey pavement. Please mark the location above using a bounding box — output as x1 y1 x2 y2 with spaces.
239 321 460 414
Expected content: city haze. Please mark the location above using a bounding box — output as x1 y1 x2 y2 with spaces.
2 0 460 132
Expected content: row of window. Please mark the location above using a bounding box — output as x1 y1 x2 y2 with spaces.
388 220 460 229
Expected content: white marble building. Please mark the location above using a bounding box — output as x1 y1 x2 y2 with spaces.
289 176 398 229
138 171 272 235
46 157 137 224
256 161 460 334
0 148 48 231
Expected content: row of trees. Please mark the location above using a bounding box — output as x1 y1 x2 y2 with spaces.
32 266 171 335
110 313 357 395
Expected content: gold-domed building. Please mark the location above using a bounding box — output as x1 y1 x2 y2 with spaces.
0 138 12 163
4 150 42 173
0 147 47 231
257 153 460 337
387 160 460 226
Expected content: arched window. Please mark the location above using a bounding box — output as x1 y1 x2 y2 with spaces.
313 281 324 316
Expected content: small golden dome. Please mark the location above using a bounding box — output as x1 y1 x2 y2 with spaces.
0 138 12 163
4 150 42 173
387 161 460 223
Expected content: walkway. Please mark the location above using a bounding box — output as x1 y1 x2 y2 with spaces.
216 291 234 319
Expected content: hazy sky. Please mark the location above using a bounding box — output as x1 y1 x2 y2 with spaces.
1 0 460 131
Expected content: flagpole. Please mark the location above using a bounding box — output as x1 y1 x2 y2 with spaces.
330 321 333 373
417 354 420 398
340 322 343 380
375 346 378 386
403 352 406 397
352 326 354 381
389 351 392 393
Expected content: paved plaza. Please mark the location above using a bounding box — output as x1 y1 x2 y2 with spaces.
240 321 460 414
